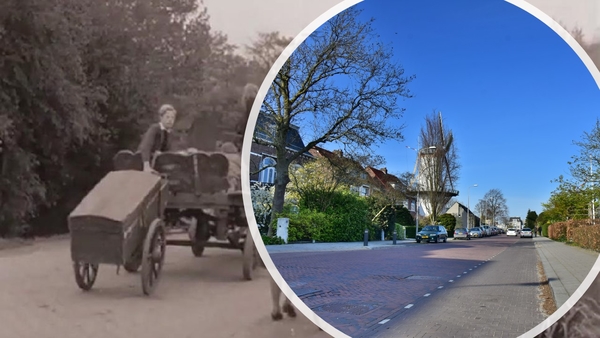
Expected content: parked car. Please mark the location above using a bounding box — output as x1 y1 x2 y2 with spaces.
481 225 492 236
520 228 533 238
453 228 471 240
416 225 448 243
506 228 518 236
469 227 483 238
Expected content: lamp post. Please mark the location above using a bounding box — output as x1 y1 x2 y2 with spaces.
467 184 478 229
407 145 437 234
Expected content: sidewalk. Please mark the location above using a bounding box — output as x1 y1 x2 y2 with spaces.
533 236 599 308
266 236 600 310
265 239 414 254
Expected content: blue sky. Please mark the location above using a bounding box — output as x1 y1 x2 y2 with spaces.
305 0 600 220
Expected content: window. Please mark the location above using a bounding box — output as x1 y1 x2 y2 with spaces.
359 185 369 197
258 157 276 184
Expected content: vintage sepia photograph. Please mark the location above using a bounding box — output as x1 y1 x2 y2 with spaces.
245 0 600 337
0 0 337 337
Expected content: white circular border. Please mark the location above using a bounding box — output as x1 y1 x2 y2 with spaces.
241 0 600 337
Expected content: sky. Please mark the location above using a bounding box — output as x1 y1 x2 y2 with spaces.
202 0 600 48
200 0 600 221
308 0 600 221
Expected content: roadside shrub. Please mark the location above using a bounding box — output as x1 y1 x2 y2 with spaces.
261 235 286 245
439 213 457 235
405 225 416 239
548 219 589 242
542 224 549 237
569 225 600 252
270 208 330 243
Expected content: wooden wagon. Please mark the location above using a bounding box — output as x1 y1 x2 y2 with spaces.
68 148 259 296
68 170 170 295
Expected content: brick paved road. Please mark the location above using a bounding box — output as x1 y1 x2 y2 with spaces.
0 235 327 338
270 236 545 337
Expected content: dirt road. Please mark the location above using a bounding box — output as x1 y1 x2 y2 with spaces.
0 236 329 338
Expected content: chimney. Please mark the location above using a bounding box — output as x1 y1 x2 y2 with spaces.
381 167 388 174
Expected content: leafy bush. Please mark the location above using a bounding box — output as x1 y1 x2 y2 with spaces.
261 235 286 245
270 189 377 243
569 225 600 252
405 226 416 239
439 214 457 235
542 223 549 237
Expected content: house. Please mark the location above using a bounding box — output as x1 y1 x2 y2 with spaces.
308 146 373 197
509 217 523 230
445 201 480 229
249 113 314 185
365 167 417 214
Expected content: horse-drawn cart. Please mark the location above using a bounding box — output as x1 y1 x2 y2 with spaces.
68 148 258 296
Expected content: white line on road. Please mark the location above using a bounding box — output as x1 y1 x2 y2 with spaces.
463 272 467 274
438 286 443 289
424 293 430 297
379 319 390 324
405 304 414 309
449 280 454 282
457 275 461 278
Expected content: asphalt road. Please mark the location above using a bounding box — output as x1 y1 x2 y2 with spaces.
0 235 328 338
270 235 547 337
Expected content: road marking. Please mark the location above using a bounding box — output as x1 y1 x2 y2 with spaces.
438 286 443 289
424 293 431 297
405 304 414 309
449 280 454 282
457 275 461 278
379 319 390 324
469 268 472 271
463 272 467 274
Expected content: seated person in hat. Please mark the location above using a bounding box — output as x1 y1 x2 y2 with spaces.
138 104 177 172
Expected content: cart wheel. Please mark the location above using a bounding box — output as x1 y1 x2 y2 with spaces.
141 219 166 295
242 232 259 280
191 218 209 257
124 250 142 273
73 261 99 291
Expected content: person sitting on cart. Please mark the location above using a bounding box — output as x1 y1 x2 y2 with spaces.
138 104 177 172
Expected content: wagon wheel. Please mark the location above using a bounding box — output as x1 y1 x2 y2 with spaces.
141 219 166 295
242 231 259 280
73 261 99 291
192 216 210 257
124 249 142 273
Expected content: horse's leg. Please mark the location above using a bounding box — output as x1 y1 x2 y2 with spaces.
270 278 284 320
282 296 296 318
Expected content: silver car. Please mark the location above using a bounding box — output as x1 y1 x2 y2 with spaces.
469 227 483 238
520 228 533 238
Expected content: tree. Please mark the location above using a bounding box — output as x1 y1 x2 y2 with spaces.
438 214 457 233
525 209 538 229
254 7 415 235
476 189 509 227
417 111 460 223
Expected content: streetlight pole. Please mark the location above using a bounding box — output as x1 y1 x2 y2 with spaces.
467 184 478 229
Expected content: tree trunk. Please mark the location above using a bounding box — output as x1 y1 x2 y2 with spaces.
268 159 290 236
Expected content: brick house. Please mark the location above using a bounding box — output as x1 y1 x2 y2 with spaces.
249 113 314 185
365 167 417 214
308 146 374 197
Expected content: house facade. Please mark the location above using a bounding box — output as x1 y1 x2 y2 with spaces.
249 113 314 185
308 146 374 197
445 201 481 229
509 217 523 230
365 166 417 216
